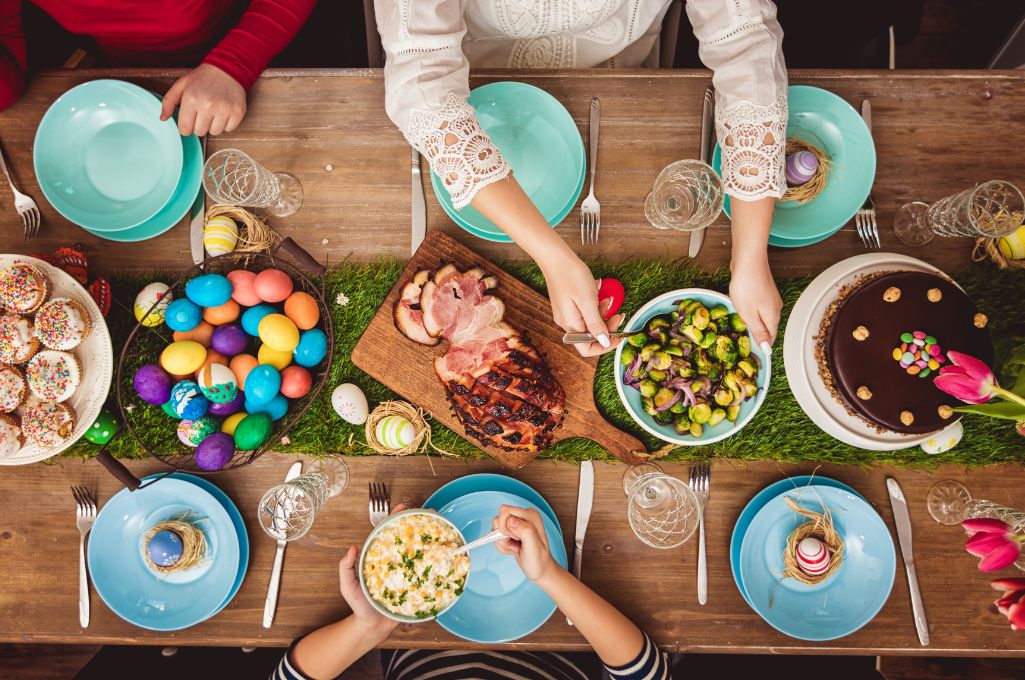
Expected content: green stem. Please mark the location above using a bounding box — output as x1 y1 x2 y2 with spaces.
993 387 1025 410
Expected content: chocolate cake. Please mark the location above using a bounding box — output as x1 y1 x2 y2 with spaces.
816 271 993 435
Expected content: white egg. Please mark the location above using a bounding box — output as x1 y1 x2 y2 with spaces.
375 415 415 450
920 420 964 455
134 282 172 327
331 383 369 425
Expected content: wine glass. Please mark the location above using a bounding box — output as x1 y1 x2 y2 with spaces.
925 480 972 525
644 160 723 232
893 180 1024 247
307 457 350 499
203 148 304 217
258 472 330 541
627 473 701 549
622 462 664 495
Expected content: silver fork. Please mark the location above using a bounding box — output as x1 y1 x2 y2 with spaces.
72 486 97 628
369 482 390 527
580 97 601 245
689 462 710 605
856 100 880 248
0 139 41 239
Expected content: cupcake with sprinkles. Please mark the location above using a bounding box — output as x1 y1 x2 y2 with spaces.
22 399 76 448
26 350 81 403
35 297 91 351
0 413 24 458
0 364 26 413
0 263 50 314
0 314 39 364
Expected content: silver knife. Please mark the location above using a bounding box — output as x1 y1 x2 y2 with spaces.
567 460 594 626
886 477 930 646
688 87 715 259
189 135 209 264
263 461 302 629
411 146 426 256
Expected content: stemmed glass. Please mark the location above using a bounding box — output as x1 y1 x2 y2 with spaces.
626 472 701 549
622 462 664 495
203 148 304 217
258 459 349 541
893 180 1024 247
926 480 1025 571
644 160 724 232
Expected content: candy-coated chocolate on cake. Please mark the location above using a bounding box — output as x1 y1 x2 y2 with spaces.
817 271 993 435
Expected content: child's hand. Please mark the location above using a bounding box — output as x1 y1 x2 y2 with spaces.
493 505 558 582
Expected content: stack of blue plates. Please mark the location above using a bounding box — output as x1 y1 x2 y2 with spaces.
731 476 895 641
87 473 248 631
424 474 567 643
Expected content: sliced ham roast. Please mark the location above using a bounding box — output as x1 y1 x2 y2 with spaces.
394 264 565 453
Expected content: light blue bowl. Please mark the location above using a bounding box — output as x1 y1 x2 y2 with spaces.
730 476 862 606
436 490 568 643
87 477 240 631
34 80 183 231
613 288 771 446
431 82 585 243
423 473 560 534
739 485 896 641
712 85 876 248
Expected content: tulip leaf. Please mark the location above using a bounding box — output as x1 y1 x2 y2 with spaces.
954 401 1025 420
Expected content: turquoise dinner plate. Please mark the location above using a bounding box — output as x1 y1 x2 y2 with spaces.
87 477 240 631
739 485 895 641
730 476 862 606
34 79 183 231
431 82 586 243
436 490 568 643
423 474 560 534
712 85 876 248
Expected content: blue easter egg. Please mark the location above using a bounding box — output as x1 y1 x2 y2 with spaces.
161 400 181 419
165 298 202 332
185 273 233 308
293 328 328 367
241 303 278 337
147 529 184 568
244 365 281 406
169 380 209 420
246 393 288 420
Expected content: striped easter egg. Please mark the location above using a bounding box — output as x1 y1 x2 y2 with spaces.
374 415 415 450
204 215 239 257
795 537 831 576
997 224 1025 260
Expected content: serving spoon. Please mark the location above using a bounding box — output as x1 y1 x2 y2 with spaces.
453 529 507 555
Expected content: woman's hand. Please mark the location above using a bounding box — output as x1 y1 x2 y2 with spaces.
160 64 247 137
542 256 624 358
729 258 781 346
493 505 558 582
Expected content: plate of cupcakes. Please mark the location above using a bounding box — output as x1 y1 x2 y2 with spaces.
0 255 113 464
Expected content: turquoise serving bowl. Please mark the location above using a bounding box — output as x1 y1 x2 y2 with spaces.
730 476 862 606
739 485 896 641
424 473 560 534
436 490 568 643
34 80 183 231
613 289 771 446
712 85 876 247
431 82 585 243
87 477 240 631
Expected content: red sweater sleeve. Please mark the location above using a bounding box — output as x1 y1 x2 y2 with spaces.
0 0 27 112
202 0 316 90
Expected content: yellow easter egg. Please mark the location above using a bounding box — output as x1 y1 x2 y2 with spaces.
160 340 208 375
221 412 248 436
257 313 300 352
134 282 172 327
204 216 239 257
997 224 1025 260
258 343 293 370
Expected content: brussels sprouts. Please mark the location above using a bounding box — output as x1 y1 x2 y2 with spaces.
664 345 684 357
676 299 694 313
648 315 672 331
682 326 703 344
714 335 737 366
651 329 668 345
726 404 741 422
640 343 660 363
713 388 733 406
692 307 710 330
741 380 758 398
653 410 674 426
737 359 756 378
647 369 667 382
688 403 712 424
653 387 676 408
642 396 657 416
707 364 722 382
621 345 637 366
676 364 696 379
684 300 703 315
689 421 704 437
628 332 648 348
651 351 672 371
729 313 747 333
639 379 658 398
724 371 740 393
673 415 691 434
699 332 717 349
670 399 688 414
708 408 727 426
694 350 713 374
710 305 729 320
737 335 752 358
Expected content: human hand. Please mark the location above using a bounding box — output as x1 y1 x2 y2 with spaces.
493 505 558 582
160 64 247 137
542 256 624 357
729 258 782 346
336 503 409 635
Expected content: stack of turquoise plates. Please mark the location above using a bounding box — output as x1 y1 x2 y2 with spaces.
87 473 248 631
430 82 586 242
424 474 567 642
34 79 202 243
713 85 876 248
731 477 895 640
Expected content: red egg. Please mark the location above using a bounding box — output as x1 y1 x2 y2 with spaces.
254 269 294 303
280 365 312 399
229 353 259 391
227 270 261 307
597 278 625 320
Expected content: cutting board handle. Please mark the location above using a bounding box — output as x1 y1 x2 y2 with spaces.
589 418 649 465
273 237 326 276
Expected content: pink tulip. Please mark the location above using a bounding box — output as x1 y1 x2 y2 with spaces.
963 518 1023 572
934 351 998 404
992 578 1025 630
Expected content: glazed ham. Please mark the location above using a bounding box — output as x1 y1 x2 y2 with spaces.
394 265 565 453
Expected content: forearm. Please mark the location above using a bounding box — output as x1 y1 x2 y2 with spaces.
729 196 774 270
289 616 393 680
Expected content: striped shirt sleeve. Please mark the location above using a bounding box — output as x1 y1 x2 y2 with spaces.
603 632 671 680
270 641 306 680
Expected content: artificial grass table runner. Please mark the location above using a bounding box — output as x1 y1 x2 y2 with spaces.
71 260 1025 468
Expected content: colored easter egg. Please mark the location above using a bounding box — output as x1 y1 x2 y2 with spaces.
233 413 273 450
254 269 293 303
795 537 830 576
258 343 293 370
147 529 183 568
597 278 625 320
246 393 288 421
280 365 312 399
134 282 172 327
160 341 207 376
208 389 245 417
229 354 259 390
221 411 248 436
284 291 319 330
177 415 219 447
203 215 239 257
920 421 964 455
375 415 415 450
196 363 239 404
84 409 120 445
227 270 261 306
161 400 181 419
211 324 249 356
165 298 202 332
331 383 368 424
185 273 233 308
293 328 328 367
168 380 209 420
173 320 215 348
195 432 235 470
134 364 173 405
245 365 281 406
194 349 229 377
998 224 1025 260
203 299 241 326
785 150 818 185
258 314 300 352
241 303 277 337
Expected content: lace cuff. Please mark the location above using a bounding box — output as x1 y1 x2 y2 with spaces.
407 95 511 210
716 94 788 201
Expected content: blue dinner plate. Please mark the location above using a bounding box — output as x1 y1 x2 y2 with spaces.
87 477 240 631
144 473 249 615
423 474 560 535
436 490 568 643
730 476 862 606
739 485 895 641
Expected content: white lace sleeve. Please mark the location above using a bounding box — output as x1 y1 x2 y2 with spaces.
686 0 788 201
376 0 510 209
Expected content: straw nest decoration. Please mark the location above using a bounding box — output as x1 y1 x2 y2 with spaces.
781 495 844 586
206 205 282 254
782 139 833 204
143 513 208 575
972 214 1025 270
362 401 453 468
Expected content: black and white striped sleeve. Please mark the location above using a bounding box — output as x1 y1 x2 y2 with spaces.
603 632 671 680
270 642 307 680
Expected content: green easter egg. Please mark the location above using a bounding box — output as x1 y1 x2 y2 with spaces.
161 400 181 419
85 409 120 445
233 413 273 450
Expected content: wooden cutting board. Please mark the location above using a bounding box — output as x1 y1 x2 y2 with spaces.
352 231 646 469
